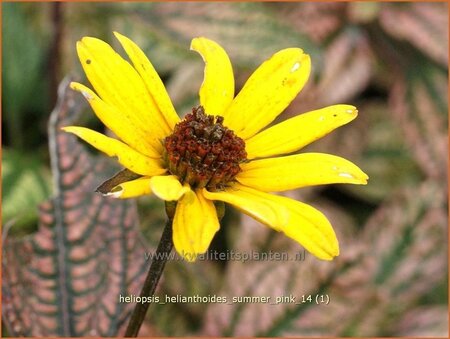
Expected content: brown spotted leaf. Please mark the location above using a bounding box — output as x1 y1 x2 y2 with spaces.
2 79 149 336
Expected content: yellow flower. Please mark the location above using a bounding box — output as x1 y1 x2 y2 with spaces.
63 32 368 262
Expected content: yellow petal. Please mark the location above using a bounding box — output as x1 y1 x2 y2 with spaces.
106 177 152 199
274 195 339 260
62 126 166 176
223 48 311 139
246 105 358 159
149 175 189 201
114 32 179 130
76 37 171 152
173 189 220 262
202 183 290 231
70 82 160 158
205 184 338 260
237 153 369 192
191 37 234 117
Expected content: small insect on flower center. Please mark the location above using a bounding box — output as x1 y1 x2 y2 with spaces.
164 106 247 191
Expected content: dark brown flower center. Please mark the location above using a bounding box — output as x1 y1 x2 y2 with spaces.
164 106 247 191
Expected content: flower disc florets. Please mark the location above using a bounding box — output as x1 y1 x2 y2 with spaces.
164 106 247 191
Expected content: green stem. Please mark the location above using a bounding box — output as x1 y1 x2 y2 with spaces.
124 219 173 337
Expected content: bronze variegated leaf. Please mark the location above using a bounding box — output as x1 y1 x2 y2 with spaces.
203 181 447 336
203 248 339 337
270 2 346 43
2 79 149 336
394 306 448 336
390 70 448 180
380 3 448 67
285 181 447 336
118 1 318 71
316 30 372 106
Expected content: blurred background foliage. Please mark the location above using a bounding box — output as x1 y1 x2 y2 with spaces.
2 1 448 337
